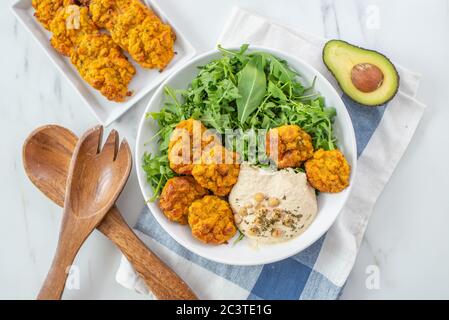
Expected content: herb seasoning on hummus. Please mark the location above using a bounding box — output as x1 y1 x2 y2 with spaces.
229 163 317 244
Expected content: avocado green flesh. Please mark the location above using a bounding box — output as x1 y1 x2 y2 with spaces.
323 40 399 106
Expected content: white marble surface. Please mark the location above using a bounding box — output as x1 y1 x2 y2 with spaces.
1 0 448 299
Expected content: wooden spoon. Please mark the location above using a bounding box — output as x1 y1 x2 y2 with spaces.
35 126 132 299
23 125 197 300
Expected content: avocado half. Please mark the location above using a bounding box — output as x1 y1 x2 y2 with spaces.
323 40 400 106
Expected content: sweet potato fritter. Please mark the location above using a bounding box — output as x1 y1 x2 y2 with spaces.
159 176 209 225
188 195 237 245
168 119 218 175
89 0 176 70
32 0 68 30
49 4 97 56
49 5 136 101
266 124 314 169
192 145 240 197
305 149 350 193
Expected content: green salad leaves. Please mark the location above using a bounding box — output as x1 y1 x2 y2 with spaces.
237 55 267 124
143 44 337 200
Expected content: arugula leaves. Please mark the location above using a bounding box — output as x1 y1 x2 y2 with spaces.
142 44 337 199
237 55 267 124
142 152 175 202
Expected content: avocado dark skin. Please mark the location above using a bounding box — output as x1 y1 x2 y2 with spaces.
323 40 400 107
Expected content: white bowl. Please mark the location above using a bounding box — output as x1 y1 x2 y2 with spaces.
136 46 357 266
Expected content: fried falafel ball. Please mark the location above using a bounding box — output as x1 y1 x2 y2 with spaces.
305 149 350 193
192 145 240 196
266 124 314 168
159 176 209 224
168 119 217 175
188 195 237 245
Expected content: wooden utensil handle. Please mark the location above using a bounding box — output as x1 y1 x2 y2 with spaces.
98 206 197 300
37 240 81 300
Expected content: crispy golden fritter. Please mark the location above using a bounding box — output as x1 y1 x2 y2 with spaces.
305 149 350 193
32 0 70 30
159 176 209 225
168 119 218 175
72 33 136 101
49 5 136 101
192 145 240 196
266 125 314 169
188 195 237 245
89 0 176 70
49 4 97 56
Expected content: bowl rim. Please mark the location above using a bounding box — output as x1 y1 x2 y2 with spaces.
135 45 357 265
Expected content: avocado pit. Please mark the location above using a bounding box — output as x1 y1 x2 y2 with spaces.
350 63 384 93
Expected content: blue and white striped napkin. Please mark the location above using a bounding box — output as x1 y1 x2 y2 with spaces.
116 7 426 299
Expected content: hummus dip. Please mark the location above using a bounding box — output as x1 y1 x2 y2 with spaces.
229 163 317 244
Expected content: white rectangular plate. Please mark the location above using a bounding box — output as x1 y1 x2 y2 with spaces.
11 0 196 126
